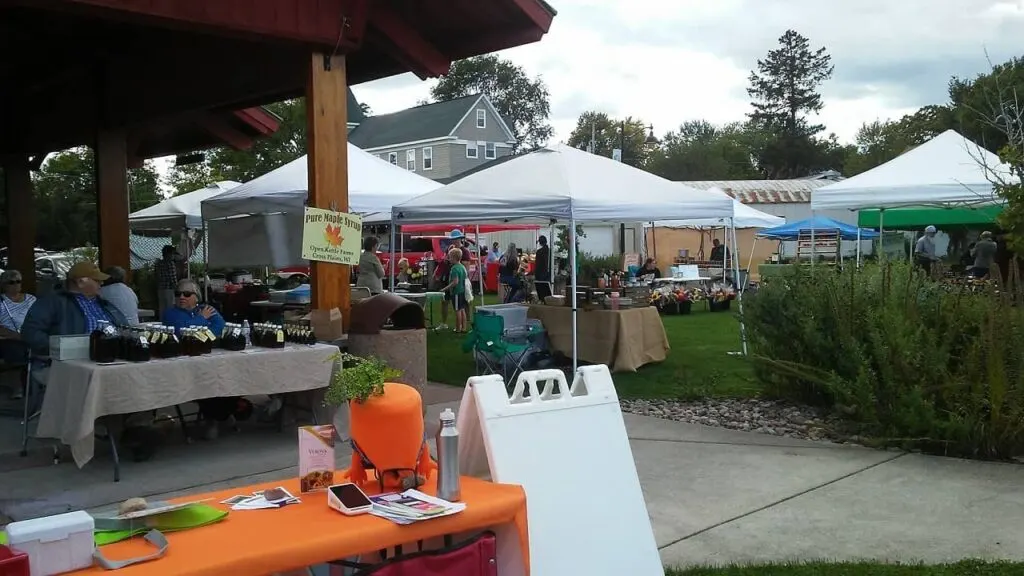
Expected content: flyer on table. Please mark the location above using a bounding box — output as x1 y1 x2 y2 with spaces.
301 207 362 266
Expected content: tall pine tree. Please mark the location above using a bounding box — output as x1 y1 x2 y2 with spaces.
746 30 835 178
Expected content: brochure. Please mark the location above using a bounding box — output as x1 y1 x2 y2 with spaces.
369 489 465 525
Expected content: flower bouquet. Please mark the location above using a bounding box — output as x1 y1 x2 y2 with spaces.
708 283 736 312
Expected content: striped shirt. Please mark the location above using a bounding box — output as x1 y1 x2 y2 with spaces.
0 294 36 332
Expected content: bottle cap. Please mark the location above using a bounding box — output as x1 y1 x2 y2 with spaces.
440 408 456 422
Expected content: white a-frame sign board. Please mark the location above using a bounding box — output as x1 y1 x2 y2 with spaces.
456 366 663 576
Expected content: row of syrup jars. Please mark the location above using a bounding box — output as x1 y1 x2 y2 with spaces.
251 323 286 348
147 326 182 358
180 326 217 356
284 323 317 345
220 323 247 351
117 327 152 362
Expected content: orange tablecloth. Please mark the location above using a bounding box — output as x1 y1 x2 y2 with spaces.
73 475 529 576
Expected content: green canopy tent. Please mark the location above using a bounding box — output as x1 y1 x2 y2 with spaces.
858 205 1003 229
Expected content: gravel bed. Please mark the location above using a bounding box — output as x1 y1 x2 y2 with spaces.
620 397 865 444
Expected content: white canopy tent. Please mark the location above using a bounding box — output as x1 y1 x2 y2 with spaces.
130 181 241 231
391 143 739 367
199 144 442 268
811 130 1014 211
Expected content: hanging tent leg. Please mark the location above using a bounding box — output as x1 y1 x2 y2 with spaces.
731 220 748 356
476 224 484 300
389 220 397 291
570 219 579 374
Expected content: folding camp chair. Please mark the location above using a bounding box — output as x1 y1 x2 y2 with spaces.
461 312 532 386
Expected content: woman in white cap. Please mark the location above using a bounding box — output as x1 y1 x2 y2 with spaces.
914 225 939 276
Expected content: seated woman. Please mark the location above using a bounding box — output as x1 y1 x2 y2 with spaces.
499 243 524 303
161 279 232 440
396 258 412 284
0 269 36 400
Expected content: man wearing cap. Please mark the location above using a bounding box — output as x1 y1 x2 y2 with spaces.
19 262 128 416
21 261 128 356
970 231 998 278
914 225 940 276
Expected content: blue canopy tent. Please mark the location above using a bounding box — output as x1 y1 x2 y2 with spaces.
756 216 878 240
754 216 879 268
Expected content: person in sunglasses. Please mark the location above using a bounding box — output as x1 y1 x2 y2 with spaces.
161 279 225 337
0 269 35 400
161 279 233 439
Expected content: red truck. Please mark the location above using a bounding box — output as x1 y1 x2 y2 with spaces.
378 235 480 283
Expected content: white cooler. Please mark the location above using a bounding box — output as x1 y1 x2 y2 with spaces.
5 511 95 575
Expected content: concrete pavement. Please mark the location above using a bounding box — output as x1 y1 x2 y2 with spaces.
1 386 1022 569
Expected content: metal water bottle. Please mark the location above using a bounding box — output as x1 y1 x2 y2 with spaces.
435 408 462 502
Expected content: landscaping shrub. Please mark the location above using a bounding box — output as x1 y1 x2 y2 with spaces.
743 261 1024 458
578 252 621 284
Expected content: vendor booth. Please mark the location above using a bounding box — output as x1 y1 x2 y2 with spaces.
646 186 784 284
200 144 441 269
392 143 735 372
755 216 879 277
812 129 1013 214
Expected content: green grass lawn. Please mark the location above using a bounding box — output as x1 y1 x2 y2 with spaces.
425 296 759 399
666 560 1024 575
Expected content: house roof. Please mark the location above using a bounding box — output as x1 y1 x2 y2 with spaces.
347 89 366 124
348 94 510 149
678 173 843 204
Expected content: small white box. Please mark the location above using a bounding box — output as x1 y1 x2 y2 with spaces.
48 336 90 361
6 511 95 575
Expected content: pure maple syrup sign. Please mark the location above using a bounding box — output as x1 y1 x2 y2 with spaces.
300 206 363 265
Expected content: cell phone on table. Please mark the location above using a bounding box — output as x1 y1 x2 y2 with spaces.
328 483 373 516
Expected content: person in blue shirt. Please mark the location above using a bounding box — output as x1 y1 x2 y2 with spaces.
161 279 232 440
161 279 225 337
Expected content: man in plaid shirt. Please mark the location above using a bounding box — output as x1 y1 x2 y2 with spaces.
156 245 178 316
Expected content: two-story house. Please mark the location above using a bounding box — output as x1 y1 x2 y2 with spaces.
347 93 517 181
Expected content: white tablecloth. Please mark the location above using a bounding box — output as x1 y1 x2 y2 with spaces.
36 343 339 467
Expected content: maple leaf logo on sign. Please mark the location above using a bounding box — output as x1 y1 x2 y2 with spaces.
323 223 343 247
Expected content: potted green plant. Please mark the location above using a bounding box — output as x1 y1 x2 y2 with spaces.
326 353 434 490
325 352 403 406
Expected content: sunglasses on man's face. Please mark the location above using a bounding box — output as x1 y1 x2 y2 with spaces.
175 291 196 298
4 280 21 285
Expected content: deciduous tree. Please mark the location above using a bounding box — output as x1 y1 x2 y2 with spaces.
565 111 653 167
431 55 553 151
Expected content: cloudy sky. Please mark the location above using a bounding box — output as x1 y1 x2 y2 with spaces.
351 0 1023 144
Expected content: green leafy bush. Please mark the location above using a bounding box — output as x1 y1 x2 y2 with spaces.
743 261 1024 458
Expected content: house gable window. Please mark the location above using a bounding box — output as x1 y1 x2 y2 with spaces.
388 152 398 165
466 143 478 159
485 142 496 160
422 147 433 170
406 149 416 171
476 109 486 129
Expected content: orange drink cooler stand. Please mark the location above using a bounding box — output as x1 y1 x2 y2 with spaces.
70 475 529 576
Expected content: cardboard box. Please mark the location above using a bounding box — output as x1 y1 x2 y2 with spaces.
305 307 344 341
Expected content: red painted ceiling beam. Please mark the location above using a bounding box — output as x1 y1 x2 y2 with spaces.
510 0 556 34
26 0 369 51
367 4 450 79
196 113 255 151
233 107 281 136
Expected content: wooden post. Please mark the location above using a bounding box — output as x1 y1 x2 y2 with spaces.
3 157 37 294
306 53 351 328
94 129 131 273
